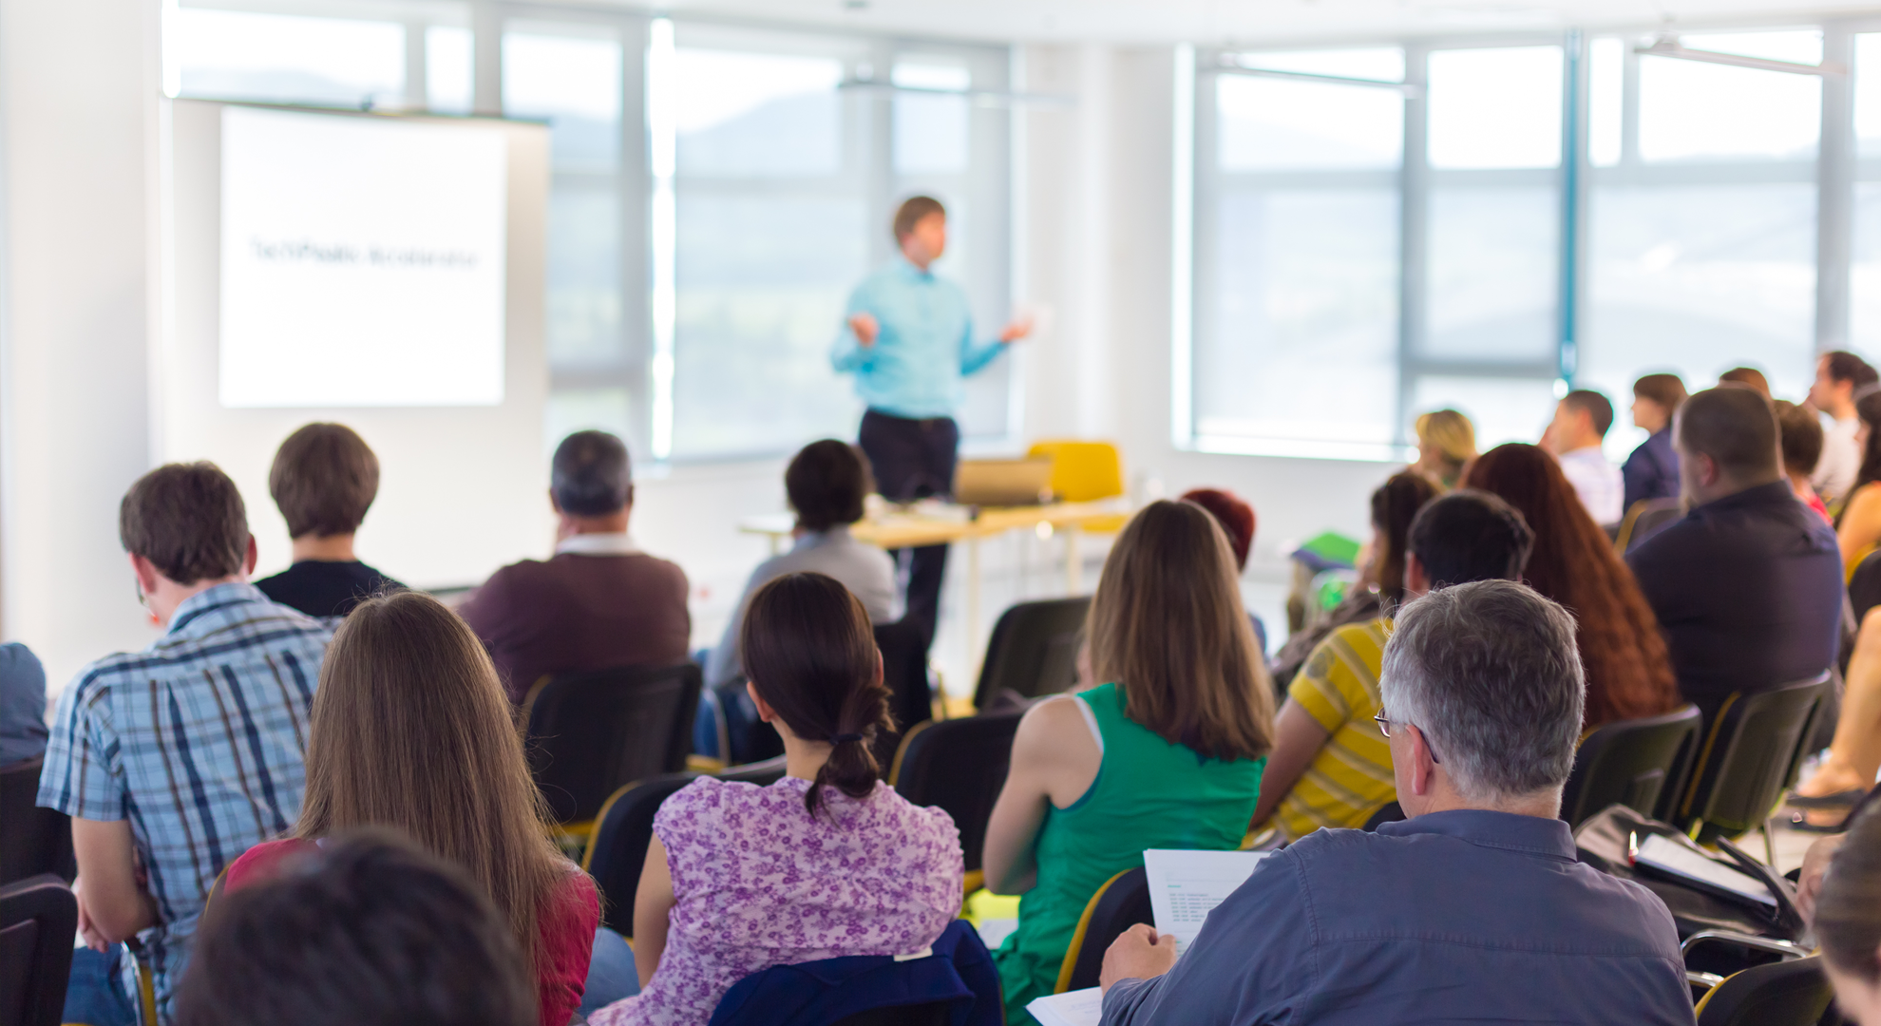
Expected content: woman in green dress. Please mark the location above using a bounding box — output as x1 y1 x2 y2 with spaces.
982 499 1276 1023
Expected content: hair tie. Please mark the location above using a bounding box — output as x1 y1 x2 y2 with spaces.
831 732 864 745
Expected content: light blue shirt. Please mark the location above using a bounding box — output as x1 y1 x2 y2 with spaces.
831 257 1006 419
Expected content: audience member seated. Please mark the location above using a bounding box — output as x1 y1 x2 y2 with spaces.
1095 581 1694 1026
1409 408 1476 490
1622 373 1686 514
1543 388 1624 525
223 591 602 1026
1776 399 1833 523
253 423 405 618
1465 444 1682 727
1272 473 1439 687
1250 490 1534 841
1181 487 1268 653
1839 389 1881 574
707 439 897 692
1798 614 1881 815
1627 386 1843 728
460 430 690 704
983 500 1273 1023
38 463 331 1026
590 571 962 1025
1811 350 1878 508
0 641 46 766
1719 365 1772 396
176 832 535 1026
1815 800 1881 1025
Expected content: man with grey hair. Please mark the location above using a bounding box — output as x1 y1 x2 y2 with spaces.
1096 581 1692 1025
459 430 690 704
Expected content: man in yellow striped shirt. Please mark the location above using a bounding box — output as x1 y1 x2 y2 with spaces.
1252 490 1535 840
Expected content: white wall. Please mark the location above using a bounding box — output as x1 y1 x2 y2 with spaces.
0 0 167 690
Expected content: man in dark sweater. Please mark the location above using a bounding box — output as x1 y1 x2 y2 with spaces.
1626 386 1844 728
458 430 690 705
255 423 404 618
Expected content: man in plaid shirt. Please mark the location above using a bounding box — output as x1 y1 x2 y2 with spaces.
38 462 331 1025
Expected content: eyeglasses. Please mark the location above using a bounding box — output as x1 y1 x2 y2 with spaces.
1373 712 1441 763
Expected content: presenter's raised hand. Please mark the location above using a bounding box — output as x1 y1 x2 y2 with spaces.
999 313 1035 344
848 312 880 348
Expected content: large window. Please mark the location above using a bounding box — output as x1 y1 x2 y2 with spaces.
171 3 1013 464
1189 27 1865 461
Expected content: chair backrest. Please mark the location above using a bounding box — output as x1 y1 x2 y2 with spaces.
581 772 698 936
1616 497 1683 553
0 757 74 886
0 874 77 1026
972 597 1091 709
889 713 1024 875
1695 955 1834 1026
524 662 703 824
1057 867 1152 993
1678 675 1829 843
874 620 933 765
1027 440 1124 503
831 1003 952 1026
1559 705 1703 829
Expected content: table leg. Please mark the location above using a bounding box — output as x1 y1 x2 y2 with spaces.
1064 525 1082 595
966 535 983 681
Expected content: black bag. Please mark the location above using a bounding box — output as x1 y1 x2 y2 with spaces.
1574 804 1806 943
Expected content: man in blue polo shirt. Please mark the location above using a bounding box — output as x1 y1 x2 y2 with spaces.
831 196 1030 644
1095 581 1692 1026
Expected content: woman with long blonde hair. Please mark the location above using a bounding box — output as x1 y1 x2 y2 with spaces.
223 591 600 1026
983 499 1275 1022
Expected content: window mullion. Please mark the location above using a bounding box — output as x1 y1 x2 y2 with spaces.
1398 43 1431 449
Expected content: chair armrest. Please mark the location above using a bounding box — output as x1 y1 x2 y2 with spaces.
1680 929 1812 961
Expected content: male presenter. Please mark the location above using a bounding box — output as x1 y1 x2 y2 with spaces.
831 196 1031 645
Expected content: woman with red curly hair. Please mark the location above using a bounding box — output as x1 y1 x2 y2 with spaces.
1462 443 1680 727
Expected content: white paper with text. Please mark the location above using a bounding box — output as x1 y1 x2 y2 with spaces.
1143 848 1269 955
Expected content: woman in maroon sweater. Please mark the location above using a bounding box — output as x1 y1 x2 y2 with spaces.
225 591 598 1026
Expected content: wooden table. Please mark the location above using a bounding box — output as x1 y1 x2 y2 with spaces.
738 500 1128 671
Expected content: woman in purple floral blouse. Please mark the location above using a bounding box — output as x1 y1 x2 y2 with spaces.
589 572 963 1026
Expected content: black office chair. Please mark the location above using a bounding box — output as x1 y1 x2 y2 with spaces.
1693 955 1834 1026
1055 867 1152 993
1559 705 1703 829
581 757 787 936
889 712 1024 888
1615 498 1683 553
971 597 1090 709
1676 675 1828 845
874 620 933 766
523 662 702 836
0 874 78 1026
0 757 75 885
1361 802 1405 831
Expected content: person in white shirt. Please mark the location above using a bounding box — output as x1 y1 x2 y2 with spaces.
1543 389 1624 526
1809 350 1878 508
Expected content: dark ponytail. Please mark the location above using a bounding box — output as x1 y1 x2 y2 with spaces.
741 572 894 819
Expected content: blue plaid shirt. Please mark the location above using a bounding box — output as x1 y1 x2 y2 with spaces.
38 583 330 1022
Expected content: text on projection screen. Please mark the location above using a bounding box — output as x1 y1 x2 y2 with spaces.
220 106 507 408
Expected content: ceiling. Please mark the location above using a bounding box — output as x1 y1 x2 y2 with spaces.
635 0 1881 45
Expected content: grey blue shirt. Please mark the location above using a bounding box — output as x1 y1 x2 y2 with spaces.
0 642 47 766
1100 810 1692 1026
830 258 1005 419
708 527 899 689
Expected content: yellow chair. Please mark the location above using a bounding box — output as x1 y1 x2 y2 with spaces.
1027 440 1128 533
1052 866 1151 993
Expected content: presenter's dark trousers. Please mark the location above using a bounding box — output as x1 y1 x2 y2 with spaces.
858 408 959 648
